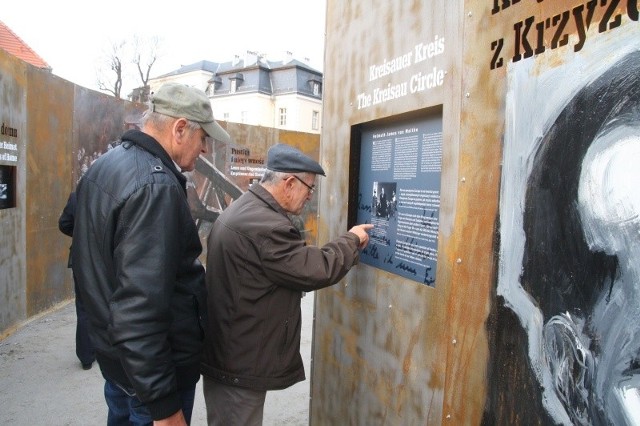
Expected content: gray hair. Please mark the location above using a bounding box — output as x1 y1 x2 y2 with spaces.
140 110 201 132
260 170 288 184
260 170 311 185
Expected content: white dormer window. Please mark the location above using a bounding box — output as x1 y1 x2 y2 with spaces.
307 76 322 97
229 73 244 94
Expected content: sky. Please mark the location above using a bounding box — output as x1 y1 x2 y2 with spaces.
2 0 327 95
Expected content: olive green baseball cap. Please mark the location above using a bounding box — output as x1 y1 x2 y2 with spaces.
151 83 231 143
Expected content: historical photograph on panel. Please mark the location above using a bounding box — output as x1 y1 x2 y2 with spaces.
356 113 442 286
72 88 146 185
0 165 16 209
490 20 640 425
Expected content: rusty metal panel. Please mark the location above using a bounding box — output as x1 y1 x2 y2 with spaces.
21 68 147 323
24 70 75 317
0 49 27 335
316 0 640 424
474 2 640 425
313 0 463 424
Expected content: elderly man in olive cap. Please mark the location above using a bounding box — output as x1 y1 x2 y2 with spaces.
72 83 229 426
201 143 373 425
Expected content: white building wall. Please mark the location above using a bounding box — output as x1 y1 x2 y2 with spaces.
211 93 275 126
297 97 323 134
274 94 323 134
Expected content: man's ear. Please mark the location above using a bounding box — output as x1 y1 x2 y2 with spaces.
172 118 189 144
543 314 594 424
281 175 294 191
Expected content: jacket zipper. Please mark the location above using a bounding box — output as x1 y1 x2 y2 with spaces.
280 318 289 355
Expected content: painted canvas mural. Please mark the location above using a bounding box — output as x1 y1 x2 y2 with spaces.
489 24 640 425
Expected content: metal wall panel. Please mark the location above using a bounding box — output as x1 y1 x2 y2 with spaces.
24 70 74 317
476 3 640 425
312 0 463 424
314 0 640 424
0 49 27 335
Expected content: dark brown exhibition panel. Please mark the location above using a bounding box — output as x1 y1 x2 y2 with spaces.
0 49 146 332
24 69 74 317
313 1 640 425
0 48 28 335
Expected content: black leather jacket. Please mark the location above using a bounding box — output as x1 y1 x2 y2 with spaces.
71 130 206 420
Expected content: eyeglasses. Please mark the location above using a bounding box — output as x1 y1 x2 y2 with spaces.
291 175 315 194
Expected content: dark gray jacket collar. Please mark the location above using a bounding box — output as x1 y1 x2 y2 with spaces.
247 183 290 218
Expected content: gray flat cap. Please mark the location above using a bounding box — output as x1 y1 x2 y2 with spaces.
151 83 231 143
267 143 325 176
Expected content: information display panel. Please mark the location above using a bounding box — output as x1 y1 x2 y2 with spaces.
355 111 442 286
0 165 16 209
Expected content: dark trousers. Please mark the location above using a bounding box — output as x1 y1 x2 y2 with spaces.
203 376 267 426
104 380 196 425
73 274 95 366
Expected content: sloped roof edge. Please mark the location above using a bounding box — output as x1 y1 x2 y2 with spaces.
155 56 321 78
0 19 51 69
216 58 321 75
154 60 221 78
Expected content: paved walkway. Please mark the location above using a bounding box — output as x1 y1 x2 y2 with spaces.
0 293 314 425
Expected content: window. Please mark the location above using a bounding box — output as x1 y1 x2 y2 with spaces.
223 112 230 121
312 110 319 130
313 82 320 96
279 108 287 126
229 74 243 94
241 111 247 123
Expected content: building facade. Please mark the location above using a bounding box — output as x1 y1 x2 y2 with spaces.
148 52 323 134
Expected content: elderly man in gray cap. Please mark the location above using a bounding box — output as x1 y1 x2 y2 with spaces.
72 83 229 426
201 143 373 425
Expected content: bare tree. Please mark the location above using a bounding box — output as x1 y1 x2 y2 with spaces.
129 36 162 103
133 35 160 88
96 40 126 99
95 36 162 101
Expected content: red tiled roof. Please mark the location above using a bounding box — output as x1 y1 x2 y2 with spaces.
0 19 50 69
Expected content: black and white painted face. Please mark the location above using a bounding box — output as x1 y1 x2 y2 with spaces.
496 29 640 425
578 127 640 425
